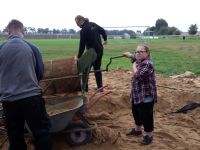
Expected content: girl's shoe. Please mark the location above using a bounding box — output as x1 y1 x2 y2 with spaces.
140 135 153 145
126 128 142 136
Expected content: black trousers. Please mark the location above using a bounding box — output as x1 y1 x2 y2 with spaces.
93 52 103 89
2 95 52 150
131 101 154 132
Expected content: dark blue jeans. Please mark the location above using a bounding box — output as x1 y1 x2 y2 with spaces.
2 95 52 150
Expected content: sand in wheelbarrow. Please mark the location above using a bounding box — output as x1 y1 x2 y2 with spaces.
47 100 78 116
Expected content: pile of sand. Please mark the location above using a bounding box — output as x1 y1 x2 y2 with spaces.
1 69 200 150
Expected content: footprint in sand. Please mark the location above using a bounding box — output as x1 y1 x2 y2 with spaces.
154 131 178 141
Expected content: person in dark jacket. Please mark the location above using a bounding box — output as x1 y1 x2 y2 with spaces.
75 15 107 92
0 19 52 150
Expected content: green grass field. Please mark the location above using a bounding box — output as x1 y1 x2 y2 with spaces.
1 37 200 76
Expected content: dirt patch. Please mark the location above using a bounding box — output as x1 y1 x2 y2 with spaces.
1 69 200 150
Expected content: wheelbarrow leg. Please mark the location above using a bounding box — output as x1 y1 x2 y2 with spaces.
0 136 8 148
77 112 91 125
0 124 8 148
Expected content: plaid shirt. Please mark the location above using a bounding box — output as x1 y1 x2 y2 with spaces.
131 58 157 104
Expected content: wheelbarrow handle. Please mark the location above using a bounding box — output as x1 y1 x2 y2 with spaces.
105 55 125 71
87 91 112 110
89 85 108 99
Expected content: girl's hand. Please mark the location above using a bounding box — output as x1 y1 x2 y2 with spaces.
123 52 132 58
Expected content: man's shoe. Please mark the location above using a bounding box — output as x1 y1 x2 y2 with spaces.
95 87 103 92
140 135 153 145
126 128 142 136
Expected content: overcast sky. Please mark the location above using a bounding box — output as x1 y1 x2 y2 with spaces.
0 0 199 32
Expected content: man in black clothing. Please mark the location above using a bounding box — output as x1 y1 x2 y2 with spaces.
75 15 107 92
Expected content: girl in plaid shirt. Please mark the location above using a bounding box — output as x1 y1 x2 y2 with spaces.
123 44 157 145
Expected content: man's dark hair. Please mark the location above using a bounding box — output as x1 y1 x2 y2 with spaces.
75 15 89 23
6 19 24 33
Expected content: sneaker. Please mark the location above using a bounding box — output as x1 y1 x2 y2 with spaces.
140 135 153 145
126 128 142 136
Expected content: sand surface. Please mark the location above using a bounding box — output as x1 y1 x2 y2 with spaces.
0 69 200 150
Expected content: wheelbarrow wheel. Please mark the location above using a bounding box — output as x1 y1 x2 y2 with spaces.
65 122 92 146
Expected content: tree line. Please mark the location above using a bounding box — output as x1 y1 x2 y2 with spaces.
144 18 198 36
0 18 198 36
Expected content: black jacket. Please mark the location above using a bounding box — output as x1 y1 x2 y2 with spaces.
78 21 107 58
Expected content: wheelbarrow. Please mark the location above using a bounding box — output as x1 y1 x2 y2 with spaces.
23 95 95 146
44 85 111 146
40 86 111 146
46 96 84 133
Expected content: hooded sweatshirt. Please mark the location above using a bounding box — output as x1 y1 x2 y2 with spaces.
0 34 44 102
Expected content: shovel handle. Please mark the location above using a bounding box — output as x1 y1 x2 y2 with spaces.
105 55 125 71
110 55 125 59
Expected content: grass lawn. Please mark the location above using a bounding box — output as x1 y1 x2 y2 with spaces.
1 37 200 76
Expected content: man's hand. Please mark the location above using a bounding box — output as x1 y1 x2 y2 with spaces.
74 56 79 62
103 40 108 45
